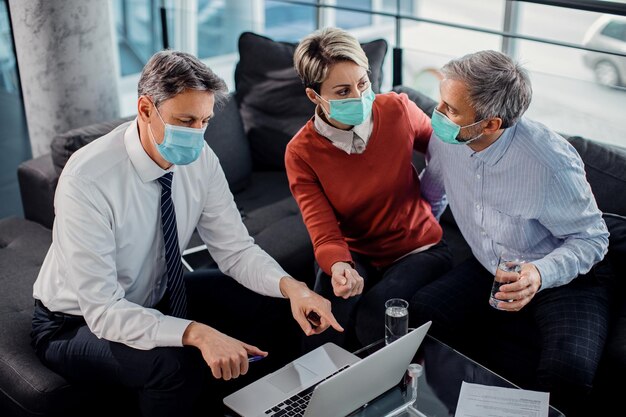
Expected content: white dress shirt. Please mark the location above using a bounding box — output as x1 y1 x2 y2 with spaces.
33 120 288 350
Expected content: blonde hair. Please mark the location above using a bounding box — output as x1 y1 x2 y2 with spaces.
294 27 369 92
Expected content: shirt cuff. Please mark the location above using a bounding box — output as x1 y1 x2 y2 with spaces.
265 265 289 298
530 258 556 291
156 316 193 347
316 243 353 275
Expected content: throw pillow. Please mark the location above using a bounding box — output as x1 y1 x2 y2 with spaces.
599 213 626 370
234 31 388 171
392 85 437 117
568 136 626 216
51 116 135 174
603 213 626 289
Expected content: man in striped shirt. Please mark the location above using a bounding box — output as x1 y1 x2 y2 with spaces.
413 50 609 416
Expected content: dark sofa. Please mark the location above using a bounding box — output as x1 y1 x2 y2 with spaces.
1 33 625 415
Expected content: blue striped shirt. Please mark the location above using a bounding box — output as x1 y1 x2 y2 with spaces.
420 117 608 289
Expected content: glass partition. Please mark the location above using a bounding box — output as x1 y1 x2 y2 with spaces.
110 0 626 146
114 0 163 76
0 0 30 218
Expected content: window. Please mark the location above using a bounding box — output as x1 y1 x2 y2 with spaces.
0 0 30 217
197 0 229 58
265 0 316 42
336 0 372 30
380 0 413 15
601 20 626 41
110 0 626 147
114 0 162 76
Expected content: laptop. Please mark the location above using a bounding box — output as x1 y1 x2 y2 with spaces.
223 321 431 417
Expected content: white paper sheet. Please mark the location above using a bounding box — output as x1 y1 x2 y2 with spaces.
454 381 549 417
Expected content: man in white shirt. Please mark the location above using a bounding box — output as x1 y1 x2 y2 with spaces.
31 50 342 416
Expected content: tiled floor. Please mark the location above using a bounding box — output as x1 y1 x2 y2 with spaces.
0 90 31 220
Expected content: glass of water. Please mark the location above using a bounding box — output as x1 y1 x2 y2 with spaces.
489 251 525 309
385 298 409 344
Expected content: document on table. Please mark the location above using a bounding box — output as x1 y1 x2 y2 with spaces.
454 381 549 417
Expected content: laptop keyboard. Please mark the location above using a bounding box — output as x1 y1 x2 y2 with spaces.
264 364 351 416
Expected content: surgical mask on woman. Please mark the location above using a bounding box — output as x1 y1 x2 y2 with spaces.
431 108 484 145
315 86 376 126
148 103 206 165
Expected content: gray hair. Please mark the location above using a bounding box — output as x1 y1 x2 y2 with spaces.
294 27 369 92
138 50 228 108
441 50 532 128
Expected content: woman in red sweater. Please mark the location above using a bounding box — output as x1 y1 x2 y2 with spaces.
286 27 452 349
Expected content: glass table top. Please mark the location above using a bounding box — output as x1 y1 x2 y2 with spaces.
347 335 566 417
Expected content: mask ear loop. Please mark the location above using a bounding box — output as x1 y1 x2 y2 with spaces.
458 118 487 145
460 132 483 145
148 100 167 146
312 90 332 119
150 100 167 127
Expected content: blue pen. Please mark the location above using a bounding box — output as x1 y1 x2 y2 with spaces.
248 355 265 363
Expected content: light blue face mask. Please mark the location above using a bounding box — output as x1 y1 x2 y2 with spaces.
316 86 375 126
431 108 484 145
149 103 206 165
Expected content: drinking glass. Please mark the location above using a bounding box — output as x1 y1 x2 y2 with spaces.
385 298 409 344
489 251 525 309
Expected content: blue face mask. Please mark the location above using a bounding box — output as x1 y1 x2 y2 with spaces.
149 103 206 165
431 108 484 145
316 86 375 126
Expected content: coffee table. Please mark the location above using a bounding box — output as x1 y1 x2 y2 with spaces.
348 335 566 417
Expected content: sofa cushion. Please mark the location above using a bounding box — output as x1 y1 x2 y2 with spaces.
203 94 252 193
604 213 626 290
184 171 314 282
240 197 315 286
568 137 626 217
234 172 315 284
234 31 388 171
234 171 291 215
392 85 437 117
0 217 72 415
603 213 626 345
18 154 58 230
51 116 135 174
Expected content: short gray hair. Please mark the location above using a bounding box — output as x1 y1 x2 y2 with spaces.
138 50 228 108
441 50 532 128
294 27 369 92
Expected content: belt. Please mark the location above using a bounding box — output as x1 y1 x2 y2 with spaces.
31 299 85 352
35 299 51 314
34 299 85 321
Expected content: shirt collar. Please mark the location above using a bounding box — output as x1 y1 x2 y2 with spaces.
313 106 373 154
472 123 517 166
124 118 175 183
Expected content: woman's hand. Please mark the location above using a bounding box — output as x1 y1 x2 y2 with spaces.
330 262 364 299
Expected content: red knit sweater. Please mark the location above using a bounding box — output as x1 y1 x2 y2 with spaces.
285 92 443 275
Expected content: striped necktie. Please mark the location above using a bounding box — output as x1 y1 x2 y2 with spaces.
157 172 188 318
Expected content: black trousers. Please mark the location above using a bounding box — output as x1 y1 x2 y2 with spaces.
410 256 612 417
306 241 452 352
31 269 299 417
